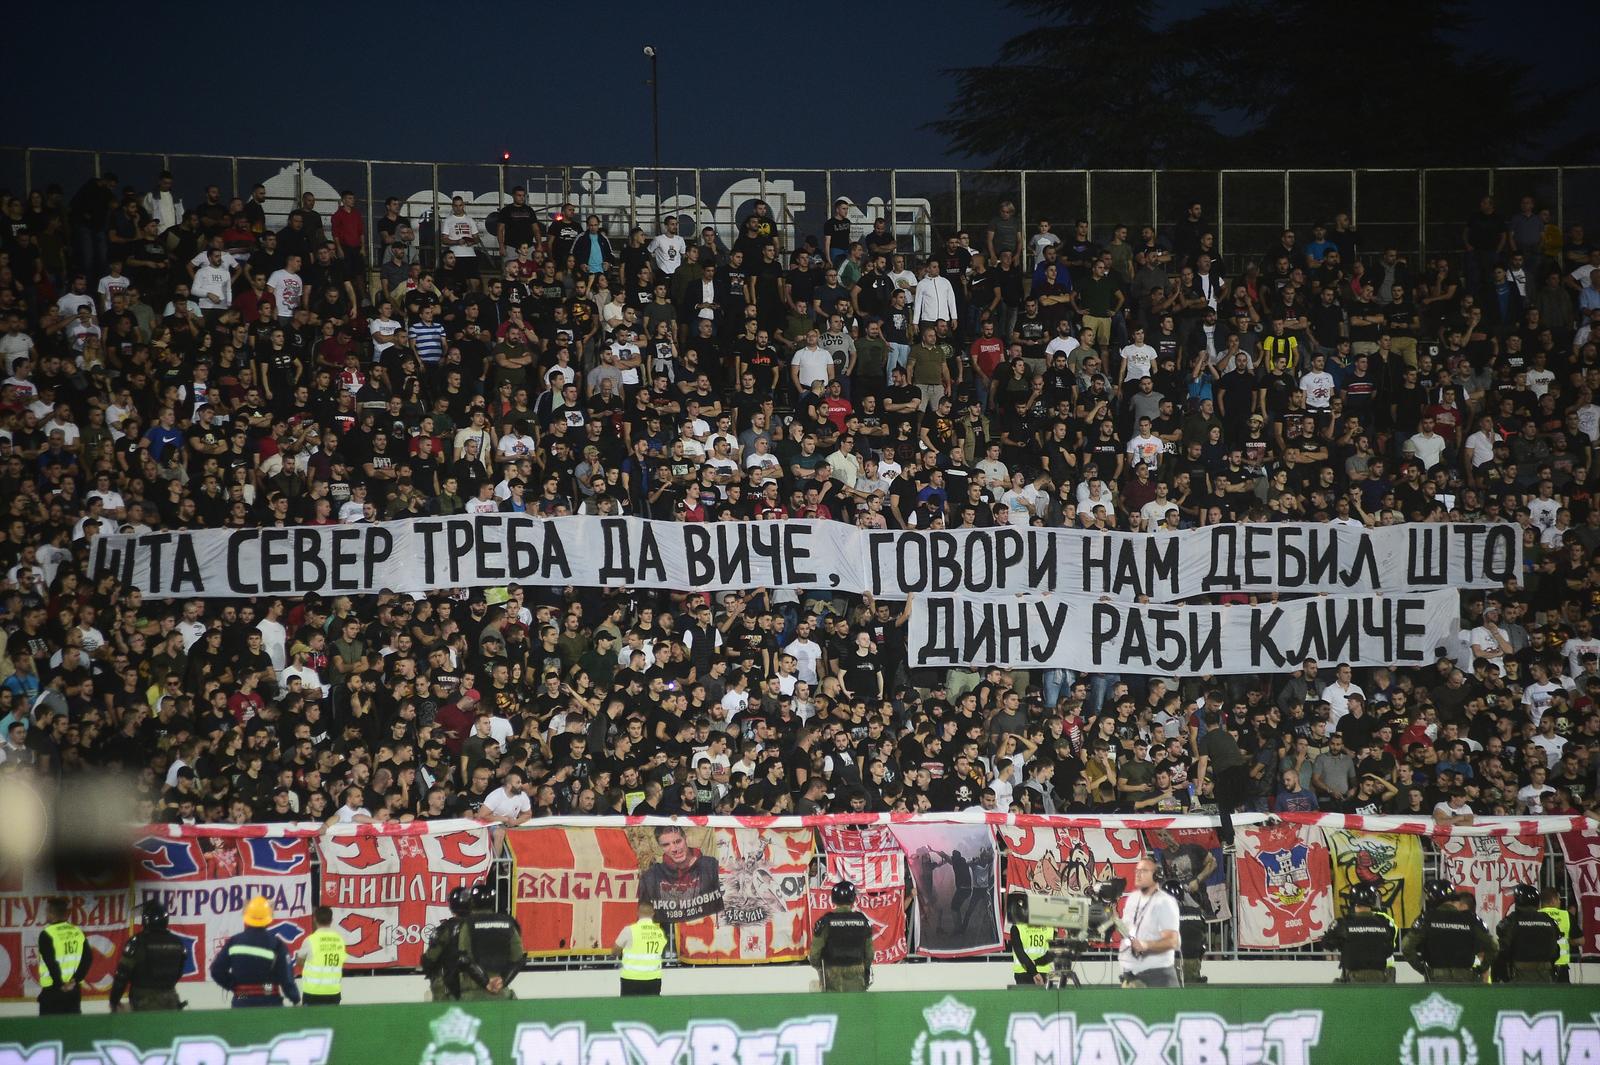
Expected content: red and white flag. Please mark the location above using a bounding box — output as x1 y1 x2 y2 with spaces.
808 825 907 965
510 827 640 955
1 857 130 1000
1558 826 1600 954
129 834 312 984
1235 823 1333 948
318 824 492 968
1440 834 1545 932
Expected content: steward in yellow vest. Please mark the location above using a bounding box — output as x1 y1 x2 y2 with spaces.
298 907 347 1005
37 897 91 1016
613 901 668 996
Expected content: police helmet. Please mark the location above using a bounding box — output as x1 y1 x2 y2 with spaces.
831 880 857 906
140 898 169 932
1513 883 1541 908
1348 883 1380 909
448 885 473 916
1423 878 1456 908
1161 879 1186 898
469 880 497 911
1007 891 1029 922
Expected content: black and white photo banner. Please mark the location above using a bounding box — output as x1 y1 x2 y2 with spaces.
90 517 1517 601
908 589 1462 675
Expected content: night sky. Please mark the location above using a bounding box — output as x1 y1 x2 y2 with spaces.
8 0 1590 170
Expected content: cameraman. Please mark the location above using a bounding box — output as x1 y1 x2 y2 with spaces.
1118 858 1180 988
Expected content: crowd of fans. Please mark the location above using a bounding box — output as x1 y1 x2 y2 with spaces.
0 171 1595 838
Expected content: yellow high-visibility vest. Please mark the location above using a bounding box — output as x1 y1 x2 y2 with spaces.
38 922 85 989
1540 906 1572 967
1011 923 1055 976
620 919 667 981
301 928 347 995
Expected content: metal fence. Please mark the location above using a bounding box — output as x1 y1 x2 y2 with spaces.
6 147 1599 276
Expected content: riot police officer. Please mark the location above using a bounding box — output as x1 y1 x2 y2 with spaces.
1404 880 1496 983
110 900 186 1011
1324 883 1398 983
1165 879 1208 985
809 881 872 992
422 885 472 1001
1494 884 1560 983
448 880 523 1001
1007 892 1054 987
37 896 91 1015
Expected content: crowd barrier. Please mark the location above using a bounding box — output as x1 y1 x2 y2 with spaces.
5 813 1595 1000
1 986 1598 1063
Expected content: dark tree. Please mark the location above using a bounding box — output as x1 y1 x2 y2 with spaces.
1169 0 1585 166
932 0 1222 169
937 0 1592 168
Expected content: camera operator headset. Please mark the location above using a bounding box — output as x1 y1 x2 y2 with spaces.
1118 857 1181 988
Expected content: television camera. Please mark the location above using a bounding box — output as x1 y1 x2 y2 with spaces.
1008 878 1129 988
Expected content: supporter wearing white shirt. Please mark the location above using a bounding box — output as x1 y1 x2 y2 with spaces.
1463 418 1498 470
96 268 130 310
497 430 536 459
257 610 288 672
1528 489 1559 530
1467 603 1512 663
1120 333 1157 382
41 414 80 448
1125 423 1163 468
1403 417 1446 470
482 774 533 825
1045 332 1080 363
267 256 304 319
1299 357 1335 411
190 255 233 311
54 289 96 320
1564 626 1600 676
1530 722 1567 769
441 198 481 257
648 217 686 275
790 336 834 390
783 620 824 685
369 306 404 357
1318 664 1363 726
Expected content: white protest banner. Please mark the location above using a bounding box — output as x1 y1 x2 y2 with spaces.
90 516 1517 601
908 589 1461 675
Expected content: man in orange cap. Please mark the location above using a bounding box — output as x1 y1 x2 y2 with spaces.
210 895 301 1007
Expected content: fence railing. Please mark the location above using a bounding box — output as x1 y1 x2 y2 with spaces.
6 147 1598 278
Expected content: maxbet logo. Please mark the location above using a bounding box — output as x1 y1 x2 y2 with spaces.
511 1017 837 1065
0 1031 332 1065
1003 1005 1323 1065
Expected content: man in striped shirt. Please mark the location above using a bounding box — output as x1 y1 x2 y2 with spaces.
407 304 446 364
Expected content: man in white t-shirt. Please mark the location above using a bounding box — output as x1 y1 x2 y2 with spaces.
648 216 685 275
1119 327 1157 384
53 277 96 320
1299 353 1335 413
482 771 532 826
1403 416 1446 470
1045 320 1080 364
1117 858 1180 987
1467 602 1512 664
369 301 406 358
783 618 824 685
97 264 130 310
790 331 834 391
1126 417 1163 469
441 197 481 257
267 254 304 320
